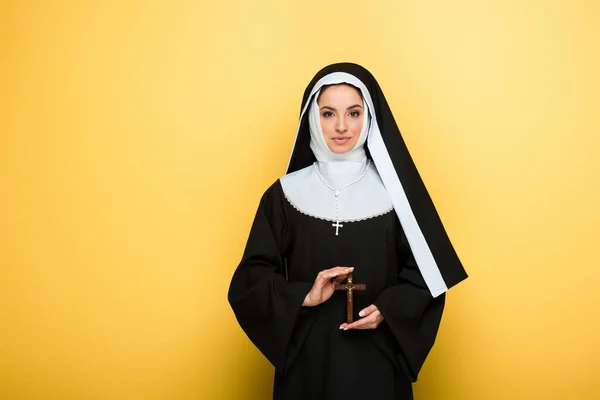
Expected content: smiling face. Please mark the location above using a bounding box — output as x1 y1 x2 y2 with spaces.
317 84 365 154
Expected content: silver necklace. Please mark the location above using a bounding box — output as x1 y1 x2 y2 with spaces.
314 160 371 236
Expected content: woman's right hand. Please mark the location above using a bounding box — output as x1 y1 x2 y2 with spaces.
302 266 354 307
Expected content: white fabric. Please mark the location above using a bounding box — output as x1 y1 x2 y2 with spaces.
283 72 449 297
280 161 393 222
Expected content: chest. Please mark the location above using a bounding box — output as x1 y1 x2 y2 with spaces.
283 202 399 289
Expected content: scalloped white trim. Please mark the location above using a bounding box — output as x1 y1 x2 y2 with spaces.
284 192 393 223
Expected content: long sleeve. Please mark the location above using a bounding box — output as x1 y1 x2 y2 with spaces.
373 221 446 382
227 183 313 373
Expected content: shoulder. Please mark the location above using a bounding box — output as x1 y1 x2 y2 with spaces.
259 179 283 204
279 164 317 197
279 164 314 188
257 176 289 213
258 165 315 217
261 164 314 196
254 164 315 209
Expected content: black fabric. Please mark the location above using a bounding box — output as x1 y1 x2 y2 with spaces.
287 62 467 290
228 181 444 400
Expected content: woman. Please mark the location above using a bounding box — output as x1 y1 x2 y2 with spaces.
228 63 467 400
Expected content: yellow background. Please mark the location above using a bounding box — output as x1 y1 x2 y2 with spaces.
1 0 599 399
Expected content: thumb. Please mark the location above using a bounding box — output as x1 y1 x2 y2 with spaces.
358 304 377 318
317 271 336 288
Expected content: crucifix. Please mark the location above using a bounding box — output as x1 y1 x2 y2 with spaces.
334 272 366 323
332 220 343 236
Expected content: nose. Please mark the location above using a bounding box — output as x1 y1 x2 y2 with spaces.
335 116 348 133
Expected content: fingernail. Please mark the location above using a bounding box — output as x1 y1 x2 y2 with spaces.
359 311 365 317
339 325 344 330
343 328 348 331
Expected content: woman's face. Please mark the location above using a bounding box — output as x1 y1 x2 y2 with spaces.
317 84 364 154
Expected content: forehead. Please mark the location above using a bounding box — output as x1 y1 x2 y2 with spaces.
307 72 373 109
318 84 363 104
321 83 361 94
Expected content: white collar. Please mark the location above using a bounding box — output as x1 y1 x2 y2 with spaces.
280 162 393 224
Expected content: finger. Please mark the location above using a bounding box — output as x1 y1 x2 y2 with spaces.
358 304 378 318
323 266 354 275
321 267 354 282
340 311 384 330
347 320 374 330
343 311 381 330
314 272 332 288
332 274 347 284
343 317 370 330
321 271 342 282
316 269 335 281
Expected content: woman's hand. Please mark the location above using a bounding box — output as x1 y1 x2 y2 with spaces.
339 304 384 330
302 266 354 307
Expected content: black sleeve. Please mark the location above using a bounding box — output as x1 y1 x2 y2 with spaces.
373 221 446 382
227 183 313 373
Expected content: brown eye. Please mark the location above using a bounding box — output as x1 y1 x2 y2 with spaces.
350 111 360 117
323 111 334 117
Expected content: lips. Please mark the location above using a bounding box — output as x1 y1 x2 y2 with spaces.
332 137 351 144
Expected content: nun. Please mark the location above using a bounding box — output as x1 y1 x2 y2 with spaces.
228 62 468 400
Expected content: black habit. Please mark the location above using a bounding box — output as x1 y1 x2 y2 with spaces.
228 63 467 400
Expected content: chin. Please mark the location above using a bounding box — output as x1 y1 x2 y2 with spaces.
329 145 354 154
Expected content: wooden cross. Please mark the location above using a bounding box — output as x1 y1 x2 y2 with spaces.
332 220 344 236
334 272 366 323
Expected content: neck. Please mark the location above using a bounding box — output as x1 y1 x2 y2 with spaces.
317 159 367 177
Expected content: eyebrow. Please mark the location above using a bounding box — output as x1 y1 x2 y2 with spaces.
320 104 363 111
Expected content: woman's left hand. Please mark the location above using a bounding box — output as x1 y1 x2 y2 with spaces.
339 304 384 330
